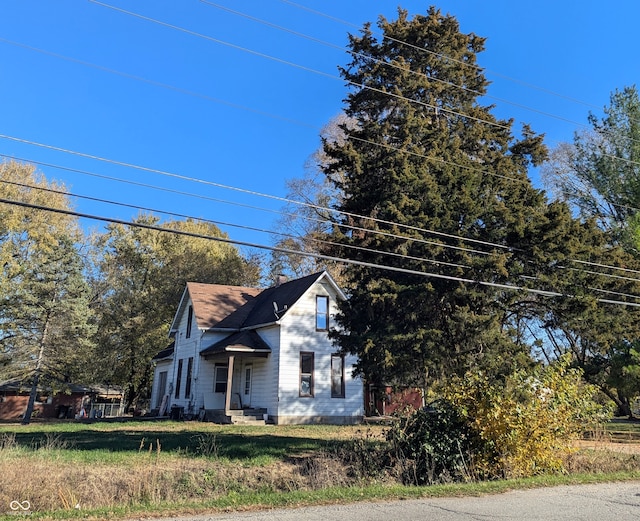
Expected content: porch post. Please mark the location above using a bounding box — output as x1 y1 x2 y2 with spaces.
225 355 235 415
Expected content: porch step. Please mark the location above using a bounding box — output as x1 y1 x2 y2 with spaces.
204 408 268 425
229 408 267 425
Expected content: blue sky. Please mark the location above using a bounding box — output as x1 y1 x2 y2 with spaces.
1 1 638 256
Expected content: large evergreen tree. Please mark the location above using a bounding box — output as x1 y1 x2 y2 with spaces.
321 8 598 388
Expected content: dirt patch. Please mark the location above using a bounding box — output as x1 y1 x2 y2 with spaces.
575 440 640 455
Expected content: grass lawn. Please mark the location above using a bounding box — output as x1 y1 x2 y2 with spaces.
0 419 638 520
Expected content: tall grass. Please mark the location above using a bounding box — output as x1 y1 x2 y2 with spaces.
0 421 637 519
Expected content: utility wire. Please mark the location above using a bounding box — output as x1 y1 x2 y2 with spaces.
279 0 600 110
0 176 472 271
209 1 640 154
5 195 640 308
3 148 640 293
0 134 511 254
84 4 640 173
4 135 640 285
4 33 639 196
89 0 512 131
6 155 640 295
0 37 315 131
8 175 640 298
2 10 637 276
201 1 600 132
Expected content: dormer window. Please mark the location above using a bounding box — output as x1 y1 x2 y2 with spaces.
186 305 193 339
316 296 329 331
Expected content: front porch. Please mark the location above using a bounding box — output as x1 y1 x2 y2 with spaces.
200 329 271 424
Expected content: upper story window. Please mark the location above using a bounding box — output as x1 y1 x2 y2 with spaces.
316 295 329 331
186 305 193 339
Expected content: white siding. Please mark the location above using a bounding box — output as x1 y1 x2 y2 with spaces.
197 331 229 410
152 275 364 424
274 279 364 424
169 296 202 413
257 326 280 414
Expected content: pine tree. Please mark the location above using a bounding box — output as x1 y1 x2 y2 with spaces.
322 8 582 388
0 160 95 424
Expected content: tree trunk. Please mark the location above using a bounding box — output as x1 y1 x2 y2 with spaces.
600 386 636 420
21 371 41 425
21 313 50 425
617 393 635 420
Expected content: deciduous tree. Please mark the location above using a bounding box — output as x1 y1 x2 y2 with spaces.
0 160 95 424
92 215 260 410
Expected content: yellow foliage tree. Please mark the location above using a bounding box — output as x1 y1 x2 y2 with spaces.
444 357 611 478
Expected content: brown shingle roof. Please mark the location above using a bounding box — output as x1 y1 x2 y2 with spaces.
187 272 330 331
187 282 261 330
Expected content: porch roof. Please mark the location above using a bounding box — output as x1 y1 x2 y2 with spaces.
200 330 271 360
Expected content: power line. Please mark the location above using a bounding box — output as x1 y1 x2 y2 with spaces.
4 31 639 197
83 3 640 176
278 0 601 111
0 135 512 254
1 10 637 278
3 141 640 284
89 0 512 131
4 195 640 307
0 176 472 272
4 158 640 299
201 1 600 133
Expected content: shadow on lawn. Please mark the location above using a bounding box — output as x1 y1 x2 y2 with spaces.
4 426 347 460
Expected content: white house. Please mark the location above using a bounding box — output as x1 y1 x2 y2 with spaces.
150 271 364 425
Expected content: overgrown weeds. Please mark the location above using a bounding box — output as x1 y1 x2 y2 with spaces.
192 432 219 458
0 421 637 517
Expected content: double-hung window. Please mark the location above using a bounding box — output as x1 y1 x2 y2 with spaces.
185 357 194 398
175 359 184 399
186 305 193 339
331 354 345 398
214 364 228 393
299 352 314 397
316 296 329 331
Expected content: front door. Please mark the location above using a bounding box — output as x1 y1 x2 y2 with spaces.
243 364 252 408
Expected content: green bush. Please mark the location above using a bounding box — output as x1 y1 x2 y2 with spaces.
386 400 481 485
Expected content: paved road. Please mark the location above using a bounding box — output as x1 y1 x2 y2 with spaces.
150 482 640 521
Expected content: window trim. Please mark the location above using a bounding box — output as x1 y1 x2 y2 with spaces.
244 365 252 396
299 351 314 397
331 354 345 398
316 295 329 331
186 305 193 339
175 358 184 399
214 364 228 394
185 357 194 398
156 370 168 408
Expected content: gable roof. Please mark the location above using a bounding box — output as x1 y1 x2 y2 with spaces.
170 271 343 333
